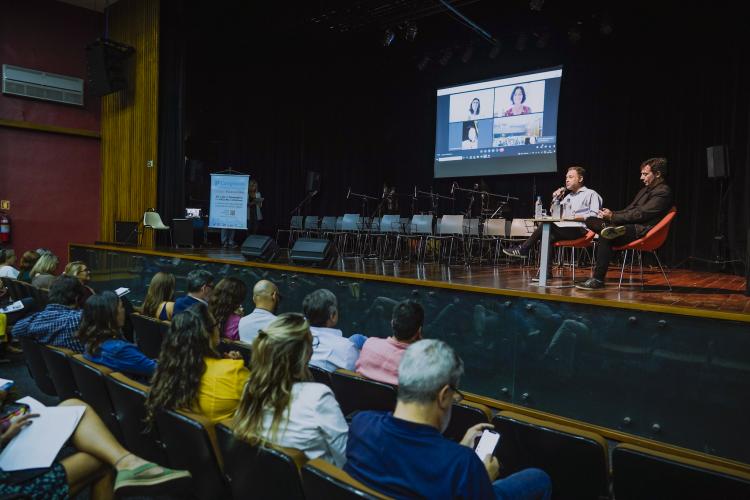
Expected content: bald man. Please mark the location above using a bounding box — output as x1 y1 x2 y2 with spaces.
238 280 280 343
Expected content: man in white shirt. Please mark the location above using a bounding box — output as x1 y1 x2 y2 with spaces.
302 289 359 372
238 279 280 343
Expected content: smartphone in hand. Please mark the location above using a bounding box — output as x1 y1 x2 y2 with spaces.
474 429 501 459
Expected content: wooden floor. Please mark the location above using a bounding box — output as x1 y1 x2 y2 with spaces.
144 245 750 318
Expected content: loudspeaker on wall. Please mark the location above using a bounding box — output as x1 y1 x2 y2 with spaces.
707 145 728 178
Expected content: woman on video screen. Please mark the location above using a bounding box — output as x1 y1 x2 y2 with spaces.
503 86 532 116
461 121 479 150
467 97 481 120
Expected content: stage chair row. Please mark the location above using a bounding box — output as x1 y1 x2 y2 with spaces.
20 337 750 499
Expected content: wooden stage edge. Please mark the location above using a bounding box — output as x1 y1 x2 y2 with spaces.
72 243 750 323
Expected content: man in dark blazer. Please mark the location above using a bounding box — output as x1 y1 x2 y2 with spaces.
576 157 673 290
173 269 214 313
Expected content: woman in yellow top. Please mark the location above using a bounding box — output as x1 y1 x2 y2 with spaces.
144 303 249 425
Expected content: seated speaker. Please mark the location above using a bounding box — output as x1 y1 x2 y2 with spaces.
289 238 333 267
241 235 278 262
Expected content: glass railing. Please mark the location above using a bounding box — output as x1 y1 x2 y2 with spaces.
71 244 750 464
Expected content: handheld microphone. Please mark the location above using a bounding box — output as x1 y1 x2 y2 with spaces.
555 187 566 201
347 187 351 200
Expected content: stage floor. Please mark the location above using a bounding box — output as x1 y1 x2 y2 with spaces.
143 245 750 319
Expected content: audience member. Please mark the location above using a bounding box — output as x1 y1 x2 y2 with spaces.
78 291 156 379
238 279 279 344
173 269 214 314
16 250 40 283
0 248 19 279
233 313 348 466
208 277 247 341
30 252 59 289
356 300 423 385
63 260 95 305
302 289 359 372
345 339 552 500
0 390 190 497
145 304 249 425
141 272 176 321
12 275 86 352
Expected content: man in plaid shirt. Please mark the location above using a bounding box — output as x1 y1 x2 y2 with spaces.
12 275 87 352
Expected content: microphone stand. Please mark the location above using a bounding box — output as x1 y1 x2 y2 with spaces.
289 190 318 217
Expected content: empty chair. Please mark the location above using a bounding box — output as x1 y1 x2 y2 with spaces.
612 443 750 499
39 344 79 400
276 215 305 248
130 312 168 359
155 408 228 500
443 400 491 443
301 459 388 500
491 411 609 500
69 354 123 441
481 218 507 264
309 364 333 388
429 214 465 264
105 372 167 464
330 369 396 417
142 210 173 246
216 421 307 500
303 215 320 237
401 214 434 262
17 336 57 396
553 230 595 283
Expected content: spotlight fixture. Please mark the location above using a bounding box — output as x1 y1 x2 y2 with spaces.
417 55 431 71
405 21 418 41
383 29 396 47
439 48 453 66
461 45 474 63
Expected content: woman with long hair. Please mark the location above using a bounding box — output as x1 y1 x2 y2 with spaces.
208 277 247 341
30 252 59 289
63 260 96 305
233 313 348 466
141 272 176 321
78 291 156 379
145 303 247 425
17 250 40 283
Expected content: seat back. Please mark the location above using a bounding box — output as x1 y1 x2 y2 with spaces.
341 214 362 231
155 408 227 500
508 219 534 238
215 421 306 500
336 216 344 230
290 215 304 230
409 214 434 235
320 216 338 231
438 215 464 235
380 215 402 233
554 230 595 248
69 355 123 441
143 210 167 228
304 216 320 231
368 217 381 233
443 401 491 442
464 218 480 236
130 312 166 359
612 443 750 500
33 287 49 309
301 459 388 500
105 372 167 464
18 336 57 396
39 345 79 400
217 339 252 365
309 364 332 387
330 369 396 417
635 206 677 251
492 411 609 500
483 218 506 237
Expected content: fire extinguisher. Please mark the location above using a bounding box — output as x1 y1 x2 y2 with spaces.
0 213 10 244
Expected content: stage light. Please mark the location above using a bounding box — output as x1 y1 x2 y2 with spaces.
417 55 431 71
405 22 418 41
461 45 474 63
439 48 453 66
383 29 396 47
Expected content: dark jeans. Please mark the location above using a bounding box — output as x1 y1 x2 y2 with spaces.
520 224 587 267
492 467 552 500
585 217 638 281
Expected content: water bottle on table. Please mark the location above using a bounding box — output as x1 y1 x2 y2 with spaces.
534 196 543 218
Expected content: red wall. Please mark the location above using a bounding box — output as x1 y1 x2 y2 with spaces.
0 0 103 265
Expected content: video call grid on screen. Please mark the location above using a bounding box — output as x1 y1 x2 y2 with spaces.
434 66 562 178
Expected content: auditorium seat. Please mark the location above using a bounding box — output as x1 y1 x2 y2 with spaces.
491 411 609 500
216 420 307 500
301 458 390 500
330 369 396 417
155 408 227 500
443 400 492 442
39 344 79 400
309 364 333 388
18 336 57 396
104 372 167 464
69 354 123 442
217 338 252 365
130 312 168 359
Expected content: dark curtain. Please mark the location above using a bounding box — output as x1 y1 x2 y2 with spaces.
156 0 186 244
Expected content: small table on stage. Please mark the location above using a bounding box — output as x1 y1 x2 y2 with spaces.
532 217 578 288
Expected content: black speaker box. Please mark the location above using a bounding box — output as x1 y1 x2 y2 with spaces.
241 235 278 261
86 39 134 97
707 145 728 178
114 221 139 245
289 238 333 266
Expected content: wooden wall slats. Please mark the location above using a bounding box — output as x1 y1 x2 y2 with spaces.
99 0 160 246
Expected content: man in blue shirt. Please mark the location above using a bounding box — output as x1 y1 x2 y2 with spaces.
173 269 214 314
345 340 551 500
12 276 86 352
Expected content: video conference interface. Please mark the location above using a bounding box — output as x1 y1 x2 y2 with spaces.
434 67 562 178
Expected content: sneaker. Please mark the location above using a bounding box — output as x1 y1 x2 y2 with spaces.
600 226 627 240
503 246 528 259
531 270 554 282
114 463 191 496
575 278 605 290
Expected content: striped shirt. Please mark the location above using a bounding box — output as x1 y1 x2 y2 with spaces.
12 304 84 352
556 186 603 228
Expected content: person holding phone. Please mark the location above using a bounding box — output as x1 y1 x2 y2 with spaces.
344 340 552 499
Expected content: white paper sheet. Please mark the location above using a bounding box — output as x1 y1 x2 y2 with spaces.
0 300 24 314
0 400 85 471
